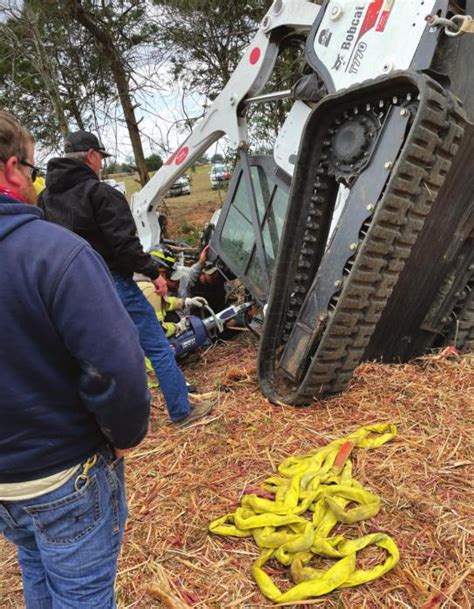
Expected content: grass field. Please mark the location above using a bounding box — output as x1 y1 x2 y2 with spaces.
111 165 228 246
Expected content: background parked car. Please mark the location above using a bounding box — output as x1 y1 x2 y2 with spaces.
103 178 127 197
168 175 191 197
210 164 231 190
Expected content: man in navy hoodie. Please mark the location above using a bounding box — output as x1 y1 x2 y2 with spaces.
0 111 150 607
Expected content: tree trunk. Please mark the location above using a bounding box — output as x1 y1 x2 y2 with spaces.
62 0 149 185
68 97 86 131
32 34 69 137
61 74 86 130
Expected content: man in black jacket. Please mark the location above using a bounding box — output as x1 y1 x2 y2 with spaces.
39 131 212 427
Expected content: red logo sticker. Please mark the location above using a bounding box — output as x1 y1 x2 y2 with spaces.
165 150 177 165
359 0 384 39
175 146 189 165
249 47 261 65
376 9 391 32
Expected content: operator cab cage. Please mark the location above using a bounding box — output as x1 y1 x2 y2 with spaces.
212 154 290 304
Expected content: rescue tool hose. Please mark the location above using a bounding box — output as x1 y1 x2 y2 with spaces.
209 423 399 603
202 304 224 333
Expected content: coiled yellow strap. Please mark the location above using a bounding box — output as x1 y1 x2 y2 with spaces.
209 423 399 603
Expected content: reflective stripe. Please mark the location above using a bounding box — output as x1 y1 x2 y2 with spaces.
149 250 175 263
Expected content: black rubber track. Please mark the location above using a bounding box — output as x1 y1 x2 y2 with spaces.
299 79 466 401
456 292 474 352
260 75 466 404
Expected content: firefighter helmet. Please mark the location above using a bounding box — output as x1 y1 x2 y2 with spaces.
149 246 186 281
149 245 176 271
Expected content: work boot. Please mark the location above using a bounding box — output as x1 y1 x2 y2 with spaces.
174 400 213 428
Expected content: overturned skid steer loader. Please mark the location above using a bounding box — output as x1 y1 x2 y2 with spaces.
132 0 474 405
260 72 472 404
259 0 474 404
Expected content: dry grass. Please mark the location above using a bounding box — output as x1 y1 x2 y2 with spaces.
0 336 473 608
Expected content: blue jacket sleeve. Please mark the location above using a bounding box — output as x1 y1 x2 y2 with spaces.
49 244 151 449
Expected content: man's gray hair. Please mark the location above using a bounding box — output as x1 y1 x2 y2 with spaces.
64 151 88 161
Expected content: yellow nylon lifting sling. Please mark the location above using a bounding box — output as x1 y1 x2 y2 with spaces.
209 423 399 603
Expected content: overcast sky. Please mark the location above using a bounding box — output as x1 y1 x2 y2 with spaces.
1 0 230 165
0 0 22 21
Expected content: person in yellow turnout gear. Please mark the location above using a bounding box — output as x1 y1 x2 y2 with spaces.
136 246 208 337
33 174 45 195
136 246 207 393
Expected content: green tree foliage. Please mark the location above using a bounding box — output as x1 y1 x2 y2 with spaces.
60 0 163 184
250 41 307 148
153 0 265 100
145 153 163 171
102 159 121 175
0 0 115 151
1 0 163 181
153 0 307 149
119 161 136 174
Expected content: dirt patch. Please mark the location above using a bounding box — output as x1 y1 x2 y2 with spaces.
163 198 221 242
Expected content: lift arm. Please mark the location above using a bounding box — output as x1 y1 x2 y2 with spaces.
131 0 321 251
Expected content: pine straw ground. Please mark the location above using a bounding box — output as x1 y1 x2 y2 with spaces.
0 336 473 608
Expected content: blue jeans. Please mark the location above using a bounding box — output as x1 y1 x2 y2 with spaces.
0 447 127 609
111 273 190 422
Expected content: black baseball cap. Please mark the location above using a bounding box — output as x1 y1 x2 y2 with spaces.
64 130 112 158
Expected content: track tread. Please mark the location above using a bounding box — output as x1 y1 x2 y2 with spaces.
297 83 466 401
456 293 474 352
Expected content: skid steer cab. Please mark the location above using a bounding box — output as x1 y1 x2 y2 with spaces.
132 0 474 404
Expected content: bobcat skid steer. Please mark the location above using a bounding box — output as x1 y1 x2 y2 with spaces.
132 0 474 405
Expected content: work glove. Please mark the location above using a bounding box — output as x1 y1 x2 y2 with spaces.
175 318 189 335
185 296 208 308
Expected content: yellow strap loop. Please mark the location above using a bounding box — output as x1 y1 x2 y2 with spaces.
209 423 399 602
